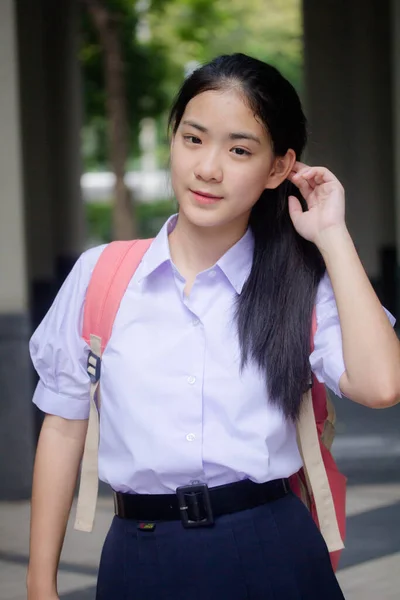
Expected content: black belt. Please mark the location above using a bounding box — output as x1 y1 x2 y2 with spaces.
113 478 290 528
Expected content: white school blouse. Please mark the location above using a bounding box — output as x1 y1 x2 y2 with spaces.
30 215 395 494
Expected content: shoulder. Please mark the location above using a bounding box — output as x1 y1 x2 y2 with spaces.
53 243 109 303
30 244 108 346
75 243 109 282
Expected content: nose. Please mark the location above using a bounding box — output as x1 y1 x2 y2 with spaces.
194 152 223 183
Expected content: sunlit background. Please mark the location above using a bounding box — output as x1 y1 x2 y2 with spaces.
0 1 399 598
80 0 303 245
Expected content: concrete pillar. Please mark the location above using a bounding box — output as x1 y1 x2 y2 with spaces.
0 0 34 498
302 0 352 174
17 0 85 315
392 0 400 318
16 0 58 439
16 0 56 332
303 0 396 310
346 0 395 310
43 0 85 286
16 0 85 438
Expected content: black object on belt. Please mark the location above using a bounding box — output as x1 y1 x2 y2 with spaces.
113 478 290 529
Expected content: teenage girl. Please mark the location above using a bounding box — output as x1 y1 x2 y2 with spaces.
27 53 399 600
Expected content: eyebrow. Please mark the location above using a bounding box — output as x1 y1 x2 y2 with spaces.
182 120 261 144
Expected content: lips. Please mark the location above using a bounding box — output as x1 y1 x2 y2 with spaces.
190 189 224 205
190 189 224 199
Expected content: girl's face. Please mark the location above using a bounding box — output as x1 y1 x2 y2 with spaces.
170 89 295 232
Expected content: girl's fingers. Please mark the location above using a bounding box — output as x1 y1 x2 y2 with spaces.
292 163 337 184
288 195 303 222
289 168 316 190
296 173 317 190
288 172 314 198
291 161 310 173
313 172 327 185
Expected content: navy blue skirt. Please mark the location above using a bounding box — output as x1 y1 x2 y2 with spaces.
96 492 345 599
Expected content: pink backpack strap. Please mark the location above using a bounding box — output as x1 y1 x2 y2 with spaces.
83 239 153 353
74 238 153 532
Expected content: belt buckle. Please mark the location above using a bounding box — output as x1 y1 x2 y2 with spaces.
176 483 214 528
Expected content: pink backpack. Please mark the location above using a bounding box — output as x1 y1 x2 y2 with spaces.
74 239 346 571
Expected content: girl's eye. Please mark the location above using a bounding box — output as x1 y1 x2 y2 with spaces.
232 147 251 157
184 135 201 144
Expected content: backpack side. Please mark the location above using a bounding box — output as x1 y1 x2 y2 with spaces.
290 309 347 571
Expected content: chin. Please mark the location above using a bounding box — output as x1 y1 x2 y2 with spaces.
180 202 231 229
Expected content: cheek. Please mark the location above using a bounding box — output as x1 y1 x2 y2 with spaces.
229 164 268 195
171 144 191 178
170 151 191 195
170 151 183 183
170 165 181 195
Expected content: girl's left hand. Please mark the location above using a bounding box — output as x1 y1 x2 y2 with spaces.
287 162 346 246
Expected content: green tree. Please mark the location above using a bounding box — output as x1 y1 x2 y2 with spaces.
80 0 303 239
81 0 170 238
147 0 303 98
81 0 170 168
81 0 303 170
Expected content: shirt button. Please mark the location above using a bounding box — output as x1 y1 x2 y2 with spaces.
187 375 196 385
192 318 200 327
208 270 217 278
186 433 196 442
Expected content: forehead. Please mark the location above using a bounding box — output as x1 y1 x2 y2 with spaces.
182 89 268 139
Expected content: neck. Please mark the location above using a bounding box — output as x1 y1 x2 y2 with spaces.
169 210 249 276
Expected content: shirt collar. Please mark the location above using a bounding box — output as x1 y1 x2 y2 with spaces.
216 227 254 294
139 213 254 294
137 214 177 282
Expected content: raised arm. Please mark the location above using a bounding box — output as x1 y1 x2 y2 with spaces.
288 162 400 408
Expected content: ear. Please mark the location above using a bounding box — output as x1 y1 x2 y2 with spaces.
265 149 296 190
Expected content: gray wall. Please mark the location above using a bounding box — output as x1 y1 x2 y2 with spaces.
303 0 396 312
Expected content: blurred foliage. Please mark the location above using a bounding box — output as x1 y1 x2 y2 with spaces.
86 199 176 242
80 0 170 168
148 0 303 95
80 0 302 169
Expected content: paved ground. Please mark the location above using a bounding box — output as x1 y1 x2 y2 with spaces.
1 397 399 599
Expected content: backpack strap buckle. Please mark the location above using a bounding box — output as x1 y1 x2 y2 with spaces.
87 350 101 384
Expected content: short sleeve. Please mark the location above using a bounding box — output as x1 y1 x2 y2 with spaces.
29 245 106 419
309 272 396 398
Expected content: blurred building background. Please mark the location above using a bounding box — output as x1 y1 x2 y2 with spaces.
0 1 399 597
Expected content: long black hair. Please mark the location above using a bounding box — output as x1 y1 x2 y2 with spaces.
168 53 326 421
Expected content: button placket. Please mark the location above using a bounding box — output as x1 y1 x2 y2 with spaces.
180 299 205 464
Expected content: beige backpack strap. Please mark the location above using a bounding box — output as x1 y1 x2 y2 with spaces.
321 391 336 451
75 239 153 533
74 334 102 532
296 389 344 552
